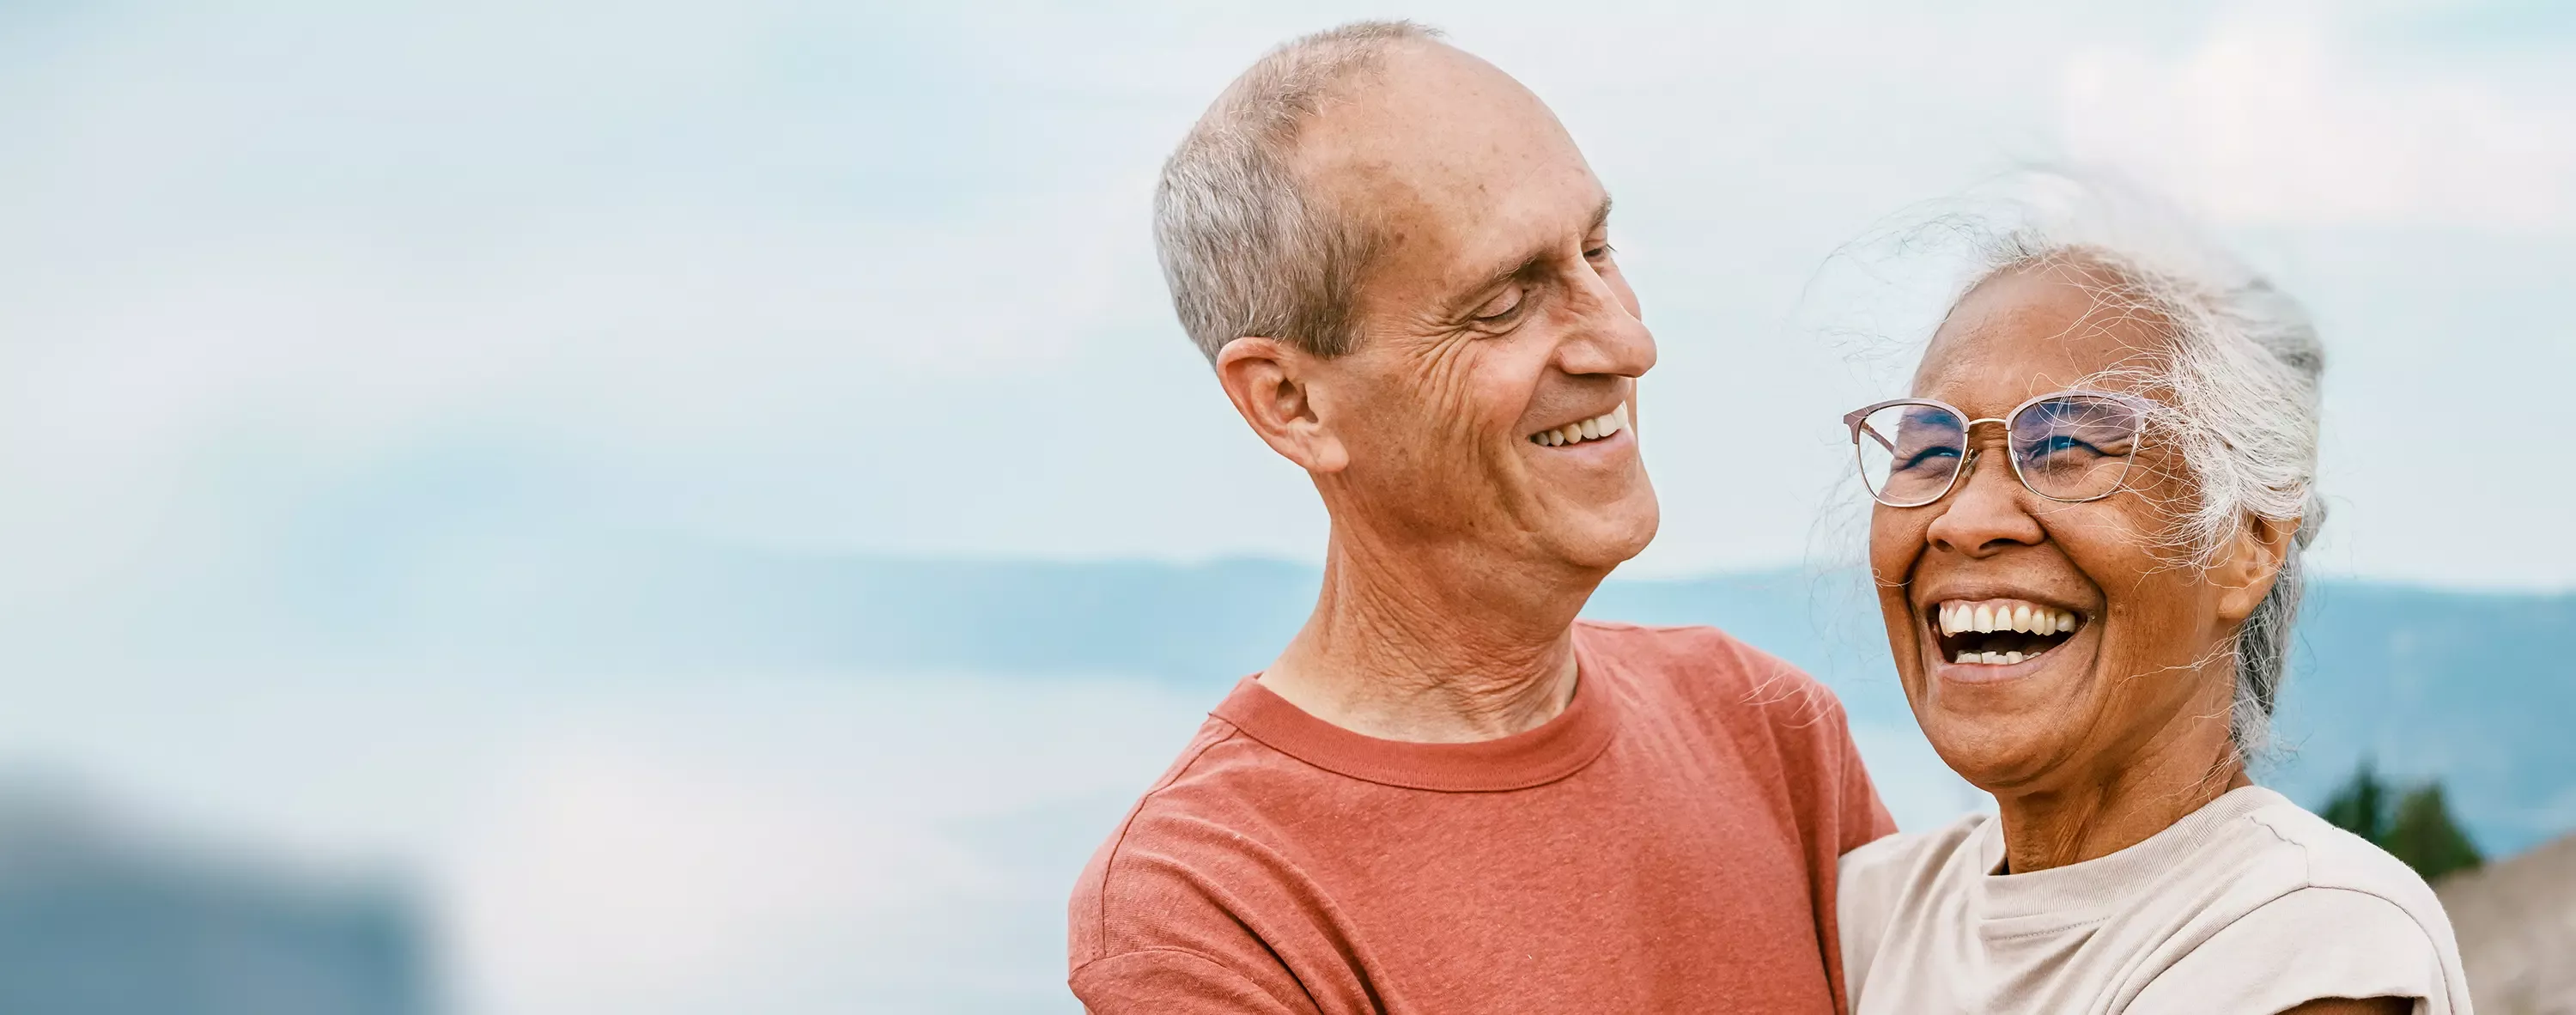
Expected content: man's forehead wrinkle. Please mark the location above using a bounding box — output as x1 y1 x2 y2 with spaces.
1423 154 1606 278
1275 37 1606 332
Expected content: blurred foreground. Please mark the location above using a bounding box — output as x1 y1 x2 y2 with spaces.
2439 836 2576 1015
0 784 427 1014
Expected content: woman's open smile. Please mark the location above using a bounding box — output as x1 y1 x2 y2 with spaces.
1918 594 2091 683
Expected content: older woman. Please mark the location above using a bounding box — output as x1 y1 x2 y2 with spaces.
1833 202 2473 1014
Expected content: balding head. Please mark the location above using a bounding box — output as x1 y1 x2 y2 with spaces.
1153 21 1452 362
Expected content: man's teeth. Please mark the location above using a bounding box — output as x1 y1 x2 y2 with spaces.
1937 600 2079 637
1529 404 1629 447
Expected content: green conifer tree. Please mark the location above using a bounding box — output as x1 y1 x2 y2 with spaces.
2315 757 2482 882
2320 757 2388 843
2384 782 2482 882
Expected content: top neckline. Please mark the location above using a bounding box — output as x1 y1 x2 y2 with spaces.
1975 785 2289 921
1208 627 1622 793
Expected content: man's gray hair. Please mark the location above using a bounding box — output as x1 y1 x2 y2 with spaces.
1153 20 1443 362
1951 173 2328 759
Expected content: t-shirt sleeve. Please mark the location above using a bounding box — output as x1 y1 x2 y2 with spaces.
1833 710 1899 852
1747 651 1898 1015
2127 887 2458 1015
1071 948 1319 1015
1777 658 1897 853
1068 778 1331 1015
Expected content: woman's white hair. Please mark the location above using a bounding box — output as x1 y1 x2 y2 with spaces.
1839 170 2326 757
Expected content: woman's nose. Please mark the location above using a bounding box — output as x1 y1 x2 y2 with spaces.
1924 446 2046 556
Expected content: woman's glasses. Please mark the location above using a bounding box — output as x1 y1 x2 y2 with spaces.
1842 391 2151 508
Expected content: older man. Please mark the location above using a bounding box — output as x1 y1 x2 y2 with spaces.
1069 21 1894 1013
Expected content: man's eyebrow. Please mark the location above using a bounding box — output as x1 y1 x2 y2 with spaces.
1455 194 1619 309
1461 252 1545 307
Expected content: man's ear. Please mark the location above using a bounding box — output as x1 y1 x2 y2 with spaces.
1215 337 1349 473
2209 514 2296 623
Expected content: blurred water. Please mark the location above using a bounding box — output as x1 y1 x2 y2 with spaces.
5 661 1972 1015
3 662 1220 1014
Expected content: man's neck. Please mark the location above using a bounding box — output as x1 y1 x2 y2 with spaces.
1257 527 1598 744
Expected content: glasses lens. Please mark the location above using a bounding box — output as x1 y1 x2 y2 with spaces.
2010 394 2144 501
1856 403 1967 506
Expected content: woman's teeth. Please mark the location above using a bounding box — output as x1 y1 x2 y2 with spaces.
1529 404 1628 447
1938 600 2077 637
1935 599 2082 666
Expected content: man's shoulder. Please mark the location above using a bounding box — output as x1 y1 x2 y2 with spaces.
1073 715 1291 875
1066 715 1346 1006
1575 617 1800 682
1067 715 1318 963
1575 618 1847 729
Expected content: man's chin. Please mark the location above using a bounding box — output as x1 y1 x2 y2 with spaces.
1544 493 1660 571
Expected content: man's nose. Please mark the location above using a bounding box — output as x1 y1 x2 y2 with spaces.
1557 270 1656 378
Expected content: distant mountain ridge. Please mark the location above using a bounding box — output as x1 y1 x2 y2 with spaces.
215 540 2575 856
792 556 2574 856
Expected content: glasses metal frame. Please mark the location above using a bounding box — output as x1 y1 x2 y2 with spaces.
1841 389 2154 508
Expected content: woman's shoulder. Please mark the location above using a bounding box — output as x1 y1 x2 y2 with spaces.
2124 787 2473 1015
1838 812 1992 931
1842 811 1990 883
2131 884 2469 1014
1837 811 1994 996
2232 788 2451 913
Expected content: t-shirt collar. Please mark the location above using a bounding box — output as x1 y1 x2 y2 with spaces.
1209 630 1622 793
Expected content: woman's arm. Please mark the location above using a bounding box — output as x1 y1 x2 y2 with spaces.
2278 998 2410 1015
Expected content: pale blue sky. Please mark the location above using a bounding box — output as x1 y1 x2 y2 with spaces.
3 0 2573 609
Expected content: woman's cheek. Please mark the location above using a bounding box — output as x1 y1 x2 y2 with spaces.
1868 507 1919 577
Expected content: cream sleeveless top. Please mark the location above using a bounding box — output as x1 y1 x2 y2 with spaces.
1838 786 2474 1014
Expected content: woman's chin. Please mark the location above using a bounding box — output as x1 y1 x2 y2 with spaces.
1913 644 2099 777
1921 726 2075 796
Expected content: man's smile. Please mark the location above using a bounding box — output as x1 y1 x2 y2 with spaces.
1527 403 1629 447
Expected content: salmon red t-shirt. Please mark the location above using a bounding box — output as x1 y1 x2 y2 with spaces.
1066 620 1898 1013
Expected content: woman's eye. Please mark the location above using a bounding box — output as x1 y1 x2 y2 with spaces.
1473 286 1525 322
1585 242 1615 261
1899 446 1961 471
2029 434 2119 459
